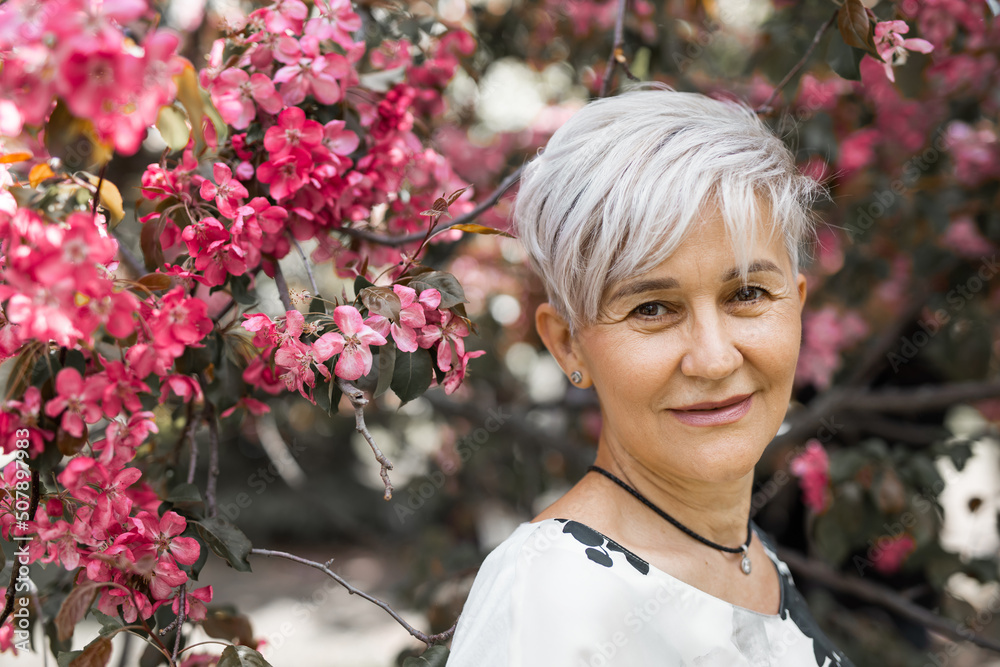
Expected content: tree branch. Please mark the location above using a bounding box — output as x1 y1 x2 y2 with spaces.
600 0 631 97
273 262 294 312
756 9 838 114
291 237 321 299
337 379 394 500
839 379 1000 415
172 587 185 664
205 402 220 518
339 166 523 248
250 548 455 646
776 545 1000 653
183 401 200 485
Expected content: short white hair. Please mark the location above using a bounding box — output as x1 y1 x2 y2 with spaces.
514 85 827 332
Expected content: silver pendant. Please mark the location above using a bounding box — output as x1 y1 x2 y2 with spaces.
740 545 752 575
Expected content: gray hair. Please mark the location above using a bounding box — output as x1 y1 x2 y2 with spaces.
514 85 827 332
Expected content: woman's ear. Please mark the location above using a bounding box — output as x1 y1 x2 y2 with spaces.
795 272 808 314
535 303 591 387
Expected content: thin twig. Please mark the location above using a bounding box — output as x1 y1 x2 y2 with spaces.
337 378 394 500
250 548 454 646
273 262 294 312
756 9 838 114
183 401 200 485
339 166 523 247
777 545 1000 653
600 0 630 97
171 587 186 664
205 402 220 518
291 237 321 298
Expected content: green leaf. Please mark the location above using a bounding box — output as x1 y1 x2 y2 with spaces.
402 645 450 667
230 275 257 305
195 517 253 572
57 651 84 667
391 351 433 404
360 285 401 322
836 0 878 56
166 483 204 505
217 645 275 667
374 346 396 399
89 610 123 639
353 274 375 298
156 105 191 152
825 29 865 81
409 271 467 309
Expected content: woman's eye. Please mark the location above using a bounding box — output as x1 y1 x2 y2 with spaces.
634 302 670 318
734 286 767 302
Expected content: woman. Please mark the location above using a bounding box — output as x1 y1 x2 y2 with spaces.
447 87 856 666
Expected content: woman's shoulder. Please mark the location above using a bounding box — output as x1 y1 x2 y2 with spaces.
481 518 653 581
448 519 674 666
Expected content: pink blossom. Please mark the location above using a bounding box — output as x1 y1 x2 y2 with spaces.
275 339 329 401
364 285 431 353
159 374 204 404
257 149 312 201
331 305 387 380
264 107 324 159
942 215 993 258
796 306 869 390
871 533 916 575
323 119 360 157
306 0 363 49
44 368 107 437
98 359 151 418
873 21 935 83
790 439 831 514
273 37 351 106
131 511 201 566
442 349 486 394
171 585 213 622
418 310 470 372
200 163 249 219
211 68 284 130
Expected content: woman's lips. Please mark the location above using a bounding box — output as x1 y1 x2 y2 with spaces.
669 393 753 426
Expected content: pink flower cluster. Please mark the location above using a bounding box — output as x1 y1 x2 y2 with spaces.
872 20 934 83
0 210 136 356
789 439 832 514
242 285 482 401
141 5 477 279
796 305 869 390
0 0 184 153
0 414 210 626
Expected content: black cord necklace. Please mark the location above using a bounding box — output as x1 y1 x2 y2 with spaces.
588 465 753 576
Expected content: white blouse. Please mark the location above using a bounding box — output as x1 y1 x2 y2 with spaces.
448 518 855 667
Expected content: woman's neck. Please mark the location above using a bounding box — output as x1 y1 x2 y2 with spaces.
591 451 754 549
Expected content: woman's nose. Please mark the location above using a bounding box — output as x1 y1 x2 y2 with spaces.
679 309 743 380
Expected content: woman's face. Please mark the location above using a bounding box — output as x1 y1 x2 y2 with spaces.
570 209 807 484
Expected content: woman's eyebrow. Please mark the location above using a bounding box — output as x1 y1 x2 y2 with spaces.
608 259 784 304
